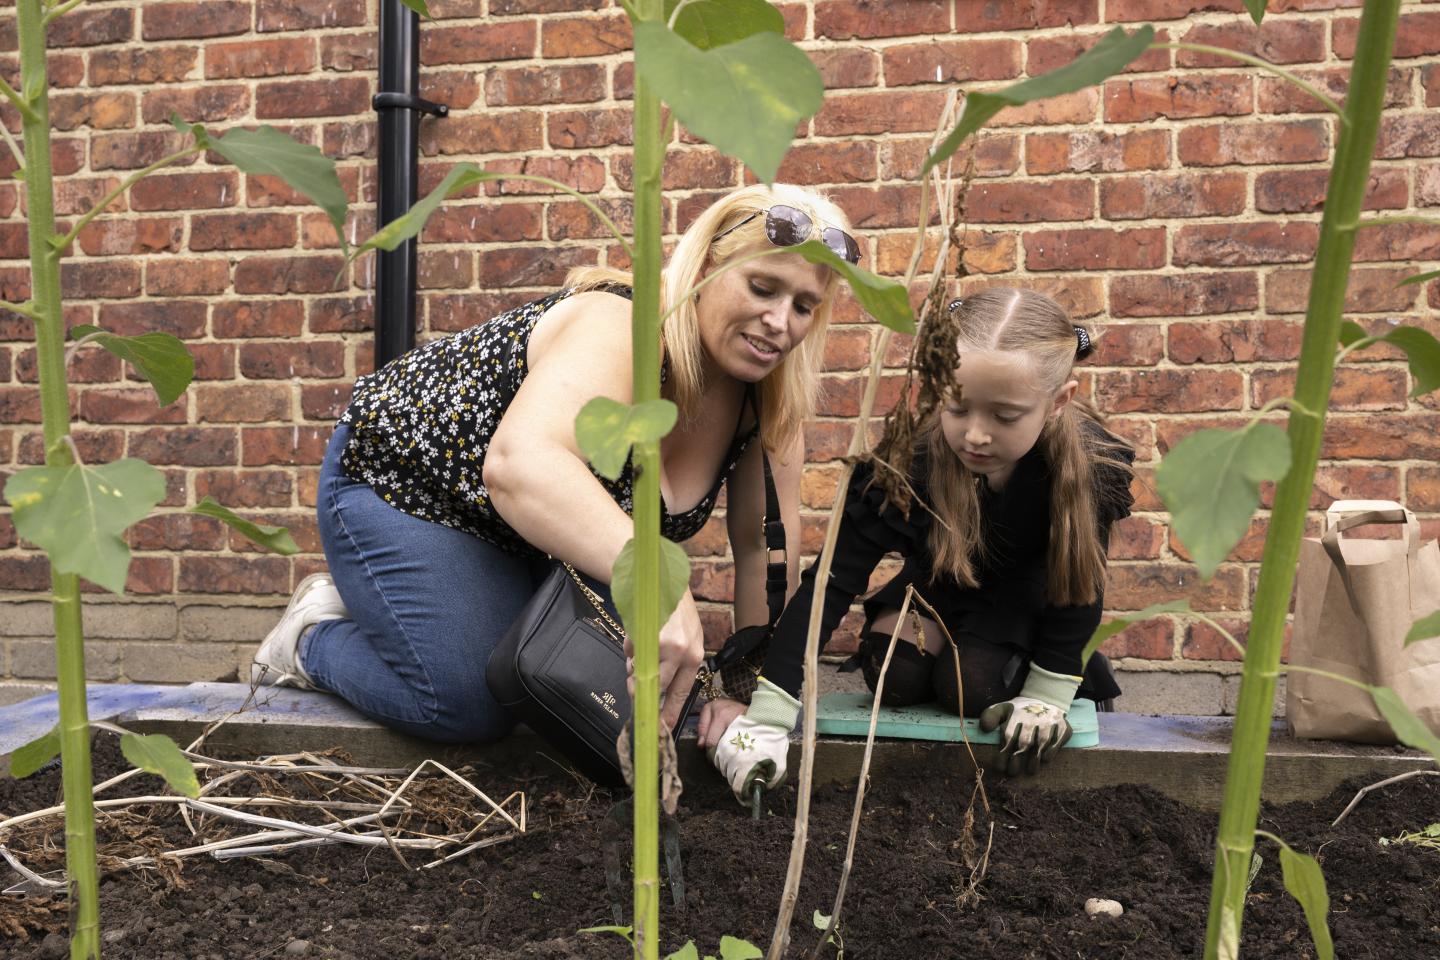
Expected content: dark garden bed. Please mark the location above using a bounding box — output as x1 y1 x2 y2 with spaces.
2 737 1438 959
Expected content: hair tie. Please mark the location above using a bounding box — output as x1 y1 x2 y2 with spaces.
1074 326 1093 359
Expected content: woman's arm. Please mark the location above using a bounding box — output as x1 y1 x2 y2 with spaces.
725 429 805 630
485 291 643 583
487 290 706 728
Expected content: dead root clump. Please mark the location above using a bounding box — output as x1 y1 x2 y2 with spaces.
0 735 529 941
858 158 974 521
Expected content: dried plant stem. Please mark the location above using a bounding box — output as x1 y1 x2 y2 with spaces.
1330 769 1440 827
1 793 382 834
0 843 65 890
808 586 918 960
1 741 529 884
768 92 964 960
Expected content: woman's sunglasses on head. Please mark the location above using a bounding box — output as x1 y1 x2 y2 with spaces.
715 204 862 265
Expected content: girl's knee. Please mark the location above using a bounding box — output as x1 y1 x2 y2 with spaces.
860 632 935 707
932 644 1026 717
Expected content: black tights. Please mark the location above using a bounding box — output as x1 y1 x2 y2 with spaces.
858 629 1025 718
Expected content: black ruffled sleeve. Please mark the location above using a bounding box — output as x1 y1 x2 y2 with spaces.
761 456 929 698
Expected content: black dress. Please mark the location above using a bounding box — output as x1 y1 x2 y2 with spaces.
762 421 1135 702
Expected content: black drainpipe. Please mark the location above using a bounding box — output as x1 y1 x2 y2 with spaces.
373 0 448 369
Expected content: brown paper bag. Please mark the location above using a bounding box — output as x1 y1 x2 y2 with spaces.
1288 500 1440 743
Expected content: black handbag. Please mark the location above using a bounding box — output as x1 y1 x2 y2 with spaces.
485 391 789 786
486 561 643 786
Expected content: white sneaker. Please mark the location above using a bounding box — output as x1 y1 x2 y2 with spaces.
251 573 347 689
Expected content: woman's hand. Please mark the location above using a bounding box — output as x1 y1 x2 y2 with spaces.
697 697 748 749
706 678 800 805
625 589 705 730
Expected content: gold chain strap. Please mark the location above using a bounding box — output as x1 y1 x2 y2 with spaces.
562 562 627 641
563 563 719 704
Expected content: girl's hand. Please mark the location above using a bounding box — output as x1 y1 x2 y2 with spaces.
697 697 749 749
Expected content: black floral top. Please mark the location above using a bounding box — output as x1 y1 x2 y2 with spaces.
339 286 758 559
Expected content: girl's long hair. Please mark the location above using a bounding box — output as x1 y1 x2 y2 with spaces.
563 183 852 451
924 287 1131 607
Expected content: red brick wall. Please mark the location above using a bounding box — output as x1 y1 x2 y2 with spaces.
2 0 1438 708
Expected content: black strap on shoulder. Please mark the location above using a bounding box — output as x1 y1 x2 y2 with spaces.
749 385 786 628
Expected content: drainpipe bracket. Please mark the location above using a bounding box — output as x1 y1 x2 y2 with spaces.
372 92 449 118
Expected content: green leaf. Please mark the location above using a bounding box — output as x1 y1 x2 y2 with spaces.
579 925 633 938
119 732 200 798
170 113 211 148
790 239 915 335
9 726 61 778
69 324 194 407
5 459 166 594
717 937 763 960
191 496 299 556
1398 269 1440 288
1157 423 1291 579
664 944 700 960
1368 684 1440 766
925 26 1155 175
1277 842 1334 960
669 0 784 49
1337 320 1368 347
357 163 501 260
812 910 830 930
397 0 431 16
574 397 679 481
1082 600 1193 668
634 23 823 184
183 120 349 257
1359 326 1440 398
612 536 692 639
1245 0 1267 25
1406 609 1440 647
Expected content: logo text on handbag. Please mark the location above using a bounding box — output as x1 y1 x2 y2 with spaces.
590 690 619 719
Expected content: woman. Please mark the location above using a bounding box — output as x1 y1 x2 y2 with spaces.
251 183 861 743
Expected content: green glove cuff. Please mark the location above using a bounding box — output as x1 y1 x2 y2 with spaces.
748 676 801 730
1019 664 1082 713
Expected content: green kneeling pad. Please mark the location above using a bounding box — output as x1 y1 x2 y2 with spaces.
814 693 1099 747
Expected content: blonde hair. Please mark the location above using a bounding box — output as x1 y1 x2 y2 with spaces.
924 287 1131 607
564 183 853 450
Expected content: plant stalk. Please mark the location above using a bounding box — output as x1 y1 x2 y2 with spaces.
1201 1 1400 956
768 87 966 953
17 0 101 957
630 0 664 956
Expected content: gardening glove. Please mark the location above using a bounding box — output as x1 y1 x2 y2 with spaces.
978 664 1080 776
708 677 799 806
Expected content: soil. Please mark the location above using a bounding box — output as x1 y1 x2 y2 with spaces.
2 738 1438 960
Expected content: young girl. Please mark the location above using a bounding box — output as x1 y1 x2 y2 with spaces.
700 287 1135 799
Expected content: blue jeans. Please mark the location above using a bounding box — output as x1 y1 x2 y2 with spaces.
304 424 599 743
